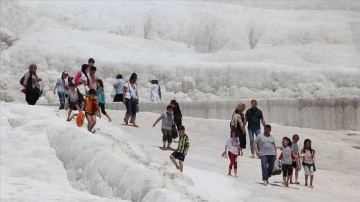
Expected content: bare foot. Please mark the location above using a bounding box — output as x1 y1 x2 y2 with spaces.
234 175 238 178
249 154 255 158
264 181 269 186
228 173 232 176
175 165 180 170
108 119 112 122
133 124 139 127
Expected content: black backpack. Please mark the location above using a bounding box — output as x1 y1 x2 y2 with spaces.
20 75 25 86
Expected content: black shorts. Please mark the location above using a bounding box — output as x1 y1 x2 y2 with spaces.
282 164 293 177
292 161 298 168
69 100 79 109
85 112 96 117
113 94 123 102
171 151 185 162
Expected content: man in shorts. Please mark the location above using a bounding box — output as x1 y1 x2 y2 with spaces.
83 89 100 132
170 125 190 173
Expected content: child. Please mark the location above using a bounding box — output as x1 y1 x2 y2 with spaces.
153 105 174 150
169 125 189 173
82 89 101 133
96 79 112 122
222 126 243 177
278 137 296 187
66 82 81 121
300 139 316 188
290 134 300 184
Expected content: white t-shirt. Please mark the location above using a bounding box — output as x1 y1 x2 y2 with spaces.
125 82 137 99
227 137 239 155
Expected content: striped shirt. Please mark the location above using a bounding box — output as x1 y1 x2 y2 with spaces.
177 134 189 154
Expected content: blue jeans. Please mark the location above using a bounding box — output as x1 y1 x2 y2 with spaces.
248 128 261 154
58 92 66 109
125 98 137 117
260 155 276 181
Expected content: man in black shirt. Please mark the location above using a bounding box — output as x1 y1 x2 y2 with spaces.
243 99 266 158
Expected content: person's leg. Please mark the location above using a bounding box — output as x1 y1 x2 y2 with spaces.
260 155 269 184
255 129 261 137
100 103 112 122
304 165 309 186
282 164 287 185
234 156 238 177
267 155 275 180
67 108 72 121
169 154 180 170
309 166 314 188
295 165 299 183
58 92 65 109
130 101 138 127
86 114 92 131
124 99 131 124
290 162 295 183
162 129 167 149
228 152 234 175
89 115 96 131
179 161 184 173
166 130 172 149
248 129 255 157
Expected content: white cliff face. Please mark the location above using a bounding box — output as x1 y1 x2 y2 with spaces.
1 0 359 103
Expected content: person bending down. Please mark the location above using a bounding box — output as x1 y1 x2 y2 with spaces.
169 125 189 173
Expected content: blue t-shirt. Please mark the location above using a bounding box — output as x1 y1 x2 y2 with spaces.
116 79 125 94
245 107 263 130
97 87 106 104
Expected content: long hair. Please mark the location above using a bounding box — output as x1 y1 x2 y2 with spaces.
230 125 238 137
282 137 292 147
81 64 89 85
130 73 137 83
96 79 104 89
61 71 66 81
302 139 313 154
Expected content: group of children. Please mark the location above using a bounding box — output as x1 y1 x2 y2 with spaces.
222 130 316 188
278 135 316 188
53 58 113 133
152 102 189 173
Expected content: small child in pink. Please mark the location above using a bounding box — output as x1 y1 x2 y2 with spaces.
222 127 243 177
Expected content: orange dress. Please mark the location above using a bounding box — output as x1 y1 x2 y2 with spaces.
84 96 98 115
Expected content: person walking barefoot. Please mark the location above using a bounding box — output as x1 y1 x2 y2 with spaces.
169 125 189 173
300 139 316 188
222 127 243 177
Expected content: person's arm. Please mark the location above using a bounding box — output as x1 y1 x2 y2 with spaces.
261 117 266 127
243 114 248 130
152 115 163 127
260 110 266 127
254 139 261 157
184 139 190 156
223 140 229 155
96 101 101 118
53 80 59 94
81 99 85 111
238 145 243 156
312 150 316 159
53 83 58 94
123 84 128 102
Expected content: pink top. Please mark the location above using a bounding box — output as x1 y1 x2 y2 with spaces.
302 149 314 164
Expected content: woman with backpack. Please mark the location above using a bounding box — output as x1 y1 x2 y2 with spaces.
21 64 42 105
230 103 246 149
53 71 69 109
